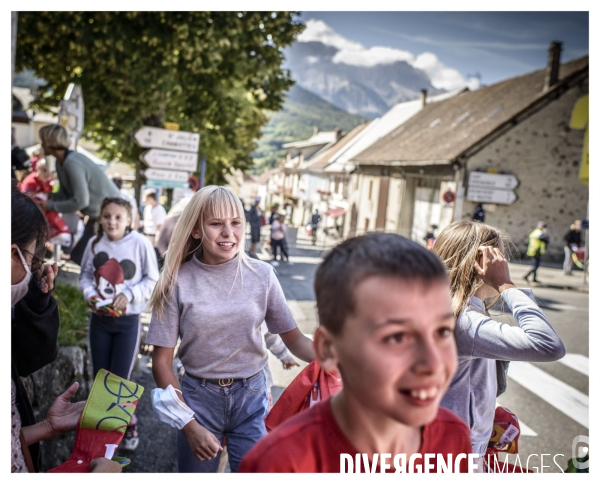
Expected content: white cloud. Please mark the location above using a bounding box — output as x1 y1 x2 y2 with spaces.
333 46 414 68
298 19 479 91
297 19 363 52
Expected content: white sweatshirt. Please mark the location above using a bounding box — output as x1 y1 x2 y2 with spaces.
79 231 159 315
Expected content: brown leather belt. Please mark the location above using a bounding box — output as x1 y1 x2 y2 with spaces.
186 371 260 387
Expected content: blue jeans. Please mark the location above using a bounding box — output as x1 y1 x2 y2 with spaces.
178 369 269 473
89 313 141 380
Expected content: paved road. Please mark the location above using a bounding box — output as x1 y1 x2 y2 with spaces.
123 233 588 473
265 239 590 474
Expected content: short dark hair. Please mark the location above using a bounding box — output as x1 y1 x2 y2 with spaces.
111 176 123 190
314 232 448 335
145 192 157 201
11 182 48 259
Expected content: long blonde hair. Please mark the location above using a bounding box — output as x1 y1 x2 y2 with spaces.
149 185 253 318
433 220 514 318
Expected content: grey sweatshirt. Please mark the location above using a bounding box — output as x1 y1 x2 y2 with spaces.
146 254 297 379
47 150 121 216
79 231 159 315
440 288 565 455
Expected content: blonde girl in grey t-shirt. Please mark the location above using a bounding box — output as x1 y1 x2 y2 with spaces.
146 186 315 473
433 221 565 470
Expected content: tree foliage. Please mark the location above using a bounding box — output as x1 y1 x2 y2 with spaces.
17 11 304 185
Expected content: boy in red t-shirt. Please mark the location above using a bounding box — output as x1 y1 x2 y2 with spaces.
240 233 474 473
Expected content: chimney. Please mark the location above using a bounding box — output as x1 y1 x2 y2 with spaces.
543 41 562 92
420 89 427 109
313 126 319 137
334 127 342 141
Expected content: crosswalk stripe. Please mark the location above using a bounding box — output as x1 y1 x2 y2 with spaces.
287 300 308 322
519 421 538 437
508 361 589 429
558 353 589 376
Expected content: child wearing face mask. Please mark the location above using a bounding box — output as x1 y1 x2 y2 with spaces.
146 185 315 473
79 197 159 451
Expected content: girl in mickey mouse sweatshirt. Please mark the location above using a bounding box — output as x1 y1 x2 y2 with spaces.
79 197 159 450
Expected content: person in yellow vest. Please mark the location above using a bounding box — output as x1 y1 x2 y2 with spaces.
524 221 549 283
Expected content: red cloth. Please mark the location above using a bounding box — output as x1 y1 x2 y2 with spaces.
240 400 473 473
47 427 123 473
265 359 342 431
19 172 52 195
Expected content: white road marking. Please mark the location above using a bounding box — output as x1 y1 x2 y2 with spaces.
519 421 539 437
508 361 589 429
287 300 308 322
558 353 589 376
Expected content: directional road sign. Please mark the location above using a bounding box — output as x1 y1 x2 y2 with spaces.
146 180 189 189
144 168 189 183
140 149 198 172
468 172 519 190
466 186 517 205
133 127 200 153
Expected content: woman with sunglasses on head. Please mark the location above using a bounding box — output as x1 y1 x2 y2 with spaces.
11 185 120 473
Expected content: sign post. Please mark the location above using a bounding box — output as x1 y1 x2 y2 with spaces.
59 83 85 149
133 126 201 196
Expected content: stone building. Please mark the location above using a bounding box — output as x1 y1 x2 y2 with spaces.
348 44 588 260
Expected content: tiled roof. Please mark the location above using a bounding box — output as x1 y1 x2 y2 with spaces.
282 131 339 149
304 123 370 171
352 56 589 165
323 88 465 173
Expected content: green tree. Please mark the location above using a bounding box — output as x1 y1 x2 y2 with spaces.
16 11 304 185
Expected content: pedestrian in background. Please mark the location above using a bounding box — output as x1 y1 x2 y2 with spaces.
19 159 53 197
423 224 438 250
270 213 289 265
79 197 159 451
433 220 565 471
563 220 582 275
37 124 121 266
310 209 321 246
246 196 263 254
11 134 32 181
473 203 486 222
143 190 167 246
524 221 549 283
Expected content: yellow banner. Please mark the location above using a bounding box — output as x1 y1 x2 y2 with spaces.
569 95 589 186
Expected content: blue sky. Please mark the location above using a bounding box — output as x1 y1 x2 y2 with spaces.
298 11 589 87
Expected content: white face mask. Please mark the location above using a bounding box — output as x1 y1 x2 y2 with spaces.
12 245 32 307
151 385 195 429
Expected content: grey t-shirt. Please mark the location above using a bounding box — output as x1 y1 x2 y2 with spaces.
146 253 297 379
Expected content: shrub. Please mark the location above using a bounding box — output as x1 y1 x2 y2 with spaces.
53 283 89 347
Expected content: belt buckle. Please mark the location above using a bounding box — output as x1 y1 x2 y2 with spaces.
218 378 233 387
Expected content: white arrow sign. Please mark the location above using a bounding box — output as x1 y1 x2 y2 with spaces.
133 127 200 153
144 169 189 183
467 187 517 205
141 149 198 171
469 172 519 190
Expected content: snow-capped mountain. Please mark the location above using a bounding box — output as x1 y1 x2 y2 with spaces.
284 20 480 119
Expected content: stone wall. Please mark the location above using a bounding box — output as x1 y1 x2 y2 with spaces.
22 343 94 472
460 82 589 261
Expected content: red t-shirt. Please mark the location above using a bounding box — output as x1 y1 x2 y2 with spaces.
20 172 52 196
240 400 473 473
